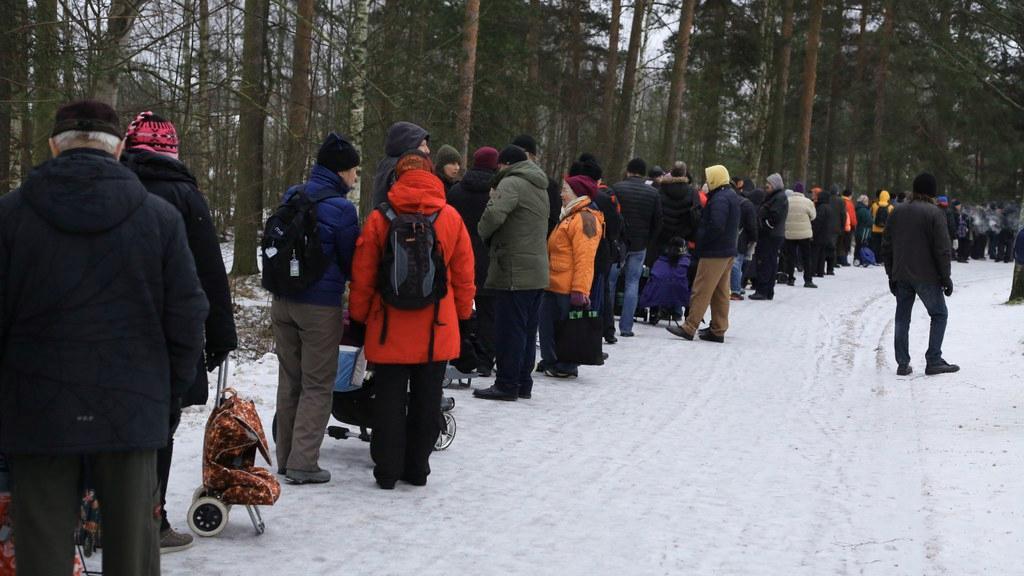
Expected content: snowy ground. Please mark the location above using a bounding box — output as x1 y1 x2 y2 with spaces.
159 259 1022 576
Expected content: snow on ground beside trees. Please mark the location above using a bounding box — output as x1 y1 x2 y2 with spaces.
159 259 1022 575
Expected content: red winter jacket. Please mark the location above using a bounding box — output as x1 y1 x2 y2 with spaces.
349 169 476 364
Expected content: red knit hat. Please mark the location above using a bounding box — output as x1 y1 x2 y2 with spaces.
472 146 499 171
125 111 179 158
565 175 598 199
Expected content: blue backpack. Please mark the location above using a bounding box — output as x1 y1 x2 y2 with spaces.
859 246 877 266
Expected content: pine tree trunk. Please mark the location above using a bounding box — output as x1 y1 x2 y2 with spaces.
867 0 894 195
769 0 795 174
0 0 13 191
660 0 698 165
347 0 370 215
794 0 824 187
231 0 270 277
283 0 316 187
15 0 30 179
32 0 59 164
747 0 774 179
91 0 148 107
564 0 584 155
628 0 655 160
821 2 845 187
196 0 217 229
597 0 621 164
844 0 870 191
1010 265 1024 303
525 0 542 134
456 0 481 160
699 0 727 171
608 0 647 182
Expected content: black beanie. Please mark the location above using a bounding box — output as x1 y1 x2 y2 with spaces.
912 172 937 198
511 134 538 156
627 157 647 176
498 145 528 166
317 132 360 172
52 100 122 138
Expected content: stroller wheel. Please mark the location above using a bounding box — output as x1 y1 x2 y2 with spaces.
192 486 208 502
434 412 456 451
188 497 229 537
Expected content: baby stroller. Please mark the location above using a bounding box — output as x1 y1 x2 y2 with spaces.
188 358 280 537
325 348 457 451
638 240 692 325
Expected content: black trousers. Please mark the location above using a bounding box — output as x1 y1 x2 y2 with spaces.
972 234 988 259
837 232 851 265
156 401 182 531
813 242 836 275
11 451 161 576
956 237 973 262
754 236 785 298
371 362 446 483
784 239 814 284
474 292 497 371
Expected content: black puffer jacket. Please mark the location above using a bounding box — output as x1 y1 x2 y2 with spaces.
737 195 759 253
448 167 496 291
881 197 952 285
0 148 208 455
590 188 621 273
124 149 238 407
758 188 789 240
611 176 661 252
656 175 699 245
812 189 839 245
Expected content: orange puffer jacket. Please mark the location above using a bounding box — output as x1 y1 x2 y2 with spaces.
349 169 476 364
547 197 604 295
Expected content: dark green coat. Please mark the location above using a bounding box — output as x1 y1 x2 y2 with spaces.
478 160 550 290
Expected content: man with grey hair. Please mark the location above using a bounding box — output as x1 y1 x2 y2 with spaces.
0 100 209 575
749 173 790 300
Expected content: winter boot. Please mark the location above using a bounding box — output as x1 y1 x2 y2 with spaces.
473 385 518 401
286 467 331 484
925 360 960 376
804 281 818 288
896 364 913 376
160 528 195 554
666 324 695 341
698 328 725 343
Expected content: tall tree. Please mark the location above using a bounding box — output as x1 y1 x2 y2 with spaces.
283 0 316 187
564 0 584 155
769 0 795 174
867 0 895 194
660 0 699 165
456 0 481 160
819 1 846 187
608 0 647 181
598 0 622 164
844 1 870 191
348 0 370 214
525 0 542 134
748 0 776 179
698 0 727 170
794 0 824 186
32 0 59 164
231 0 270 277
92 0 148 107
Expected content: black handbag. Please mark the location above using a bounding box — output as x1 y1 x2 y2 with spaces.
555 309 604 366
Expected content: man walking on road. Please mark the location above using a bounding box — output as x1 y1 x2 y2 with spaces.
881 172 959 377
668 165 740 343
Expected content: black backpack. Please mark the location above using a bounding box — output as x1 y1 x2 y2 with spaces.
376 202 448 359
260 187 334 296
873 204 891 228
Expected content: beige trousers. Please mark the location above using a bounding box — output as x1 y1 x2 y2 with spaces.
684 257 735 338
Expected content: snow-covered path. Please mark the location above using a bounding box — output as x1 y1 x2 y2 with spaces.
161 261 1022 576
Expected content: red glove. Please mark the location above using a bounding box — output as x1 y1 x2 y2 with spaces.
570 291 591 308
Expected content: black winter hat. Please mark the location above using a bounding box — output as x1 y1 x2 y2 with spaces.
52 100 122 139
912 172 937 198
498 145 528 166
317 132 360 172
511 134 538 156
627 157 647 176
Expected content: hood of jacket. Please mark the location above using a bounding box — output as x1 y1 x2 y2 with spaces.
22 148 147 234
748 188 766 206
496 160 549 190
123 148 197 185
705 165 731 192
386 169 446 215
385 122 429 158
878 190 891 206
459 167 495 195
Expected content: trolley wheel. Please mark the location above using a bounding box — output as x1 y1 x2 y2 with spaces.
188 497 229 537
192 486 208 502
434 412 456 451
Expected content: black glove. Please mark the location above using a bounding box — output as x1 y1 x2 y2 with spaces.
458 319 475 340
889 279 898 297
206 349 231 372
941 278 954 297
344 321 367 347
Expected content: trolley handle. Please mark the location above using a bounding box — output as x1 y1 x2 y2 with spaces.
215 356 231 409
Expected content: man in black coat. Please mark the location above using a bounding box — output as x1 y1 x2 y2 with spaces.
749 173 789 300
731 190 759 299
448 146 499 374
812 188 839 277
608 158 662 337
881 172 958 376
0 101 208 575
122 111 237 552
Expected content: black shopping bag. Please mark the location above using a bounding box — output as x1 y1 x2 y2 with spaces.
555 309 604 366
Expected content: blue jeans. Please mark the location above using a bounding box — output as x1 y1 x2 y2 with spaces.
894 282 948 367
730 253 746 294
608 249 646 334
494 289 543 396
589 272 605 313
538 291 577 375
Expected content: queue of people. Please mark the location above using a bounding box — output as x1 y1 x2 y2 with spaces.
2 100 1018 575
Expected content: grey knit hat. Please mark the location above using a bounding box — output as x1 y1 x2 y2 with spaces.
434 144 462 169
767 173 784 192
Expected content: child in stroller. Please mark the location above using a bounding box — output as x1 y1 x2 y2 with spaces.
638 237 692 326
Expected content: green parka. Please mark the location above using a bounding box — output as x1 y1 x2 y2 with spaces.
478 160 551 290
